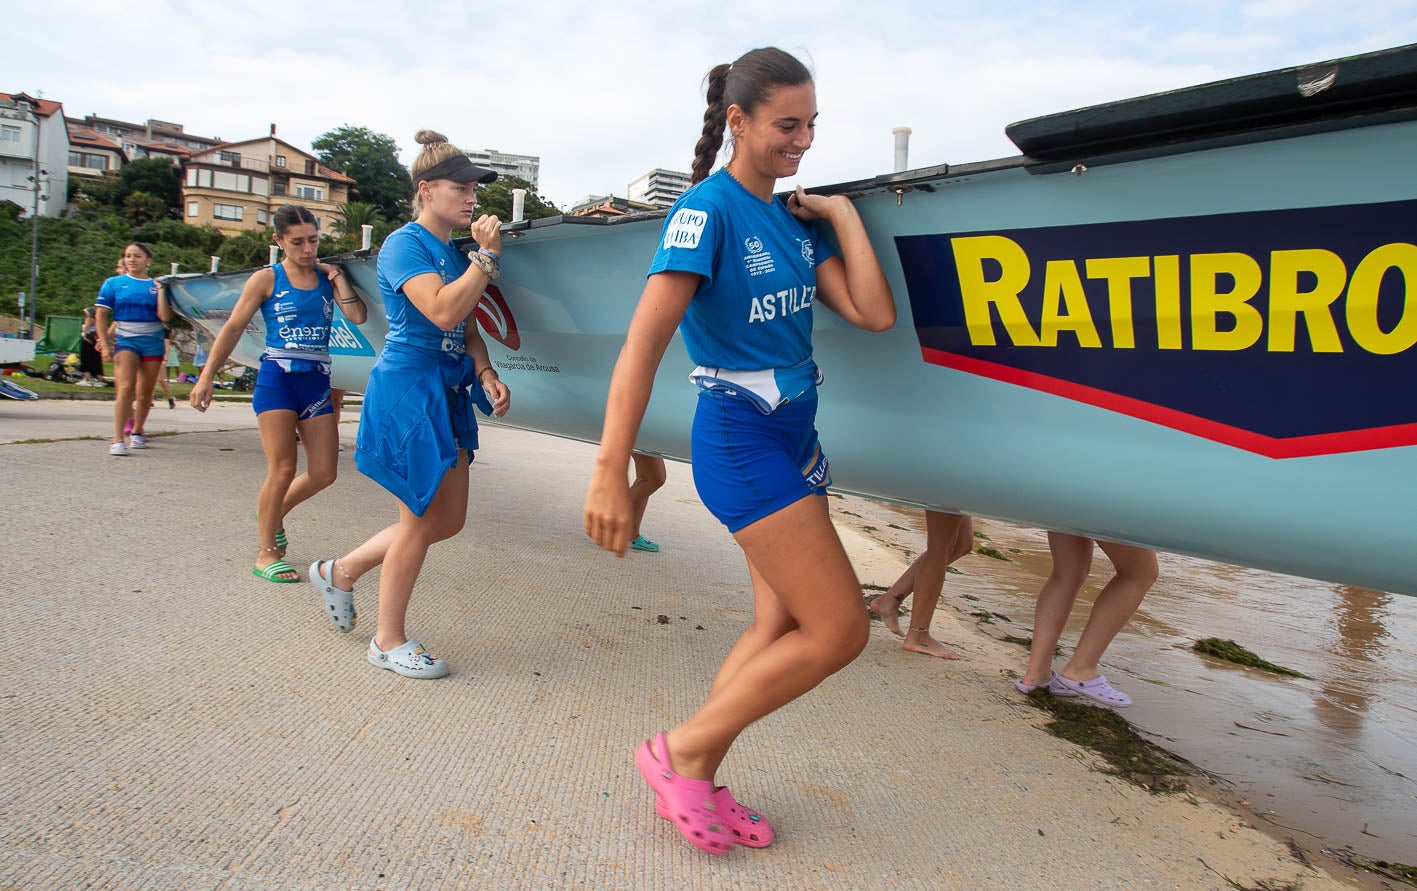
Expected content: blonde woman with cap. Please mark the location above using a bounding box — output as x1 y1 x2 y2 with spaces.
310 130 510 679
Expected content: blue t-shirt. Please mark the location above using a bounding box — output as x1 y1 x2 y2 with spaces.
260 263 334 361
377 222 469 358
96 275 160 324
648 169 835 371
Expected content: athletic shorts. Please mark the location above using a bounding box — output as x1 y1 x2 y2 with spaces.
252 358 333 419
114 332 166 362
690 387 831 532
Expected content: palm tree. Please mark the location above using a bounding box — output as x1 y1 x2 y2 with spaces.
336 202 385 238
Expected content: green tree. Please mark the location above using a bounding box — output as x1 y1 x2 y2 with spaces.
335 201 385 238
122 191 167 226
474 176 560 223
218 228 275 271
312 126 410 224
115 157 182 217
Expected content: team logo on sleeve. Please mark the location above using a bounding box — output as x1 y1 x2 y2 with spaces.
799 238 816 268
663 209 708 250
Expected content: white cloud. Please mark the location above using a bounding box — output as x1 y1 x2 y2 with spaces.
12 0 1415 207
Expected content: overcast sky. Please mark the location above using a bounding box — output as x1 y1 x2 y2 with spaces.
10 1 1416 208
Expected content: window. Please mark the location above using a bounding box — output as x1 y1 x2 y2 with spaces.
187 201 199 218
212 204 244 221
304 159 316 174
273 181 286 197
86 154 107 169
219 150 241 166
275 155 286 168
68 151 82 166
257 209 268 225
294 185 323 201
1 125 20 144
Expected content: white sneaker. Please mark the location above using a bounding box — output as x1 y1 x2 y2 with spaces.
129 433 148 449
109 441 129 456
367 638 448 679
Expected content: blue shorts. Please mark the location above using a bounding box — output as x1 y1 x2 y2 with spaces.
114 332 165 361
690 387 831 532
252 358 333 419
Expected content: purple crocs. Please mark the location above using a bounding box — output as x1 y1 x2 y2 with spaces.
1049 672 1131 708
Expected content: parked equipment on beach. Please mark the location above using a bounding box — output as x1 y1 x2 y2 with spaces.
164 44 1417 596
0 377 39 400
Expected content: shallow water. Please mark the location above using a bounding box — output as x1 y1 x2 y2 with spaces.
856 503 1417 864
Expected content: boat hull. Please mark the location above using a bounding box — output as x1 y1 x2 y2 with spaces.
167 109 1417 596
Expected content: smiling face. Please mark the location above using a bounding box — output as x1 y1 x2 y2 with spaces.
418 178 478 231
274 223 320 268
121 245 151 278
727 81 817 190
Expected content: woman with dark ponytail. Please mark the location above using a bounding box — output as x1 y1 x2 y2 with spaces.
585 47 896 854
190 205 367 583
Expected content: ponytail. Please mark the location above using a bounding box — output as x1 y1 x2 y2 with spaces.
692 63 731 184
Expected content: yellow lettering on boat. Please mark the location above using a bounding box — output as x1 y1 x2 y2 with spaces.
1346 242 1417 356
1085 256 1150 349
1190 252 1264 351
1267 249 1345 353
1040 260 1101 347
1153 255 1183 350
951 235 1041 347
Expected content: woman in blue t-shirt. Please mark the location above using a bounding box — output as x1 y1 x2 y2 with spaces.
308 130 510 678
96 242 171 456
584 47 896 854
190 206 367 583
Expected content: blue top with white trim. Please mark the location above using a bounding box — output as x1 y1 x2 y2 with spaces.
96 275 160 323
377 221 469 359
260 263 334 364
648 169 835 372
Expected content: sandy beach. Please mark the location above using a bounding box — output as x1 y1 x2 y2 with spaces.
0 400 1384 889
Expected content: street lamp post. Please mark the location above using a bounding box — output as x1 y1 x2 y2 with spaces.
15 96 43 339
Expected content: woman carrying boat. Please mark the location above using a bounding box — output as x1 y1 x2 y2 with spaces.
189 205 367 583
308 130 509 678
584 47 895 854
869 510 972 659
96 242 171 456
1014 533 1157 707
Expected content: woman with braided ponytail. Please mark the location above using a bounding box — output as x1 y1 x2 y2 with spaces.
585 47 895 854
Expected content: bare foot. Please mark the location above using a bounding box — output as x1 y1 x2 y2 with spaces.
903 632 963 660
254 552 297 581
869 594 905 637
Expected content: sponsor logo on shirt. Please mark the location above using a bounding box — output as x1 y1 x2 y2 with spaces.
663 209 708 250
799 238 816 268
743 234 776 277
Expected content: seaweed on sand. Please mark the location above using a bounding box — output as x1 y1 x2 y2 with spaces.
1194 638 1310 678
1021 690 1190 794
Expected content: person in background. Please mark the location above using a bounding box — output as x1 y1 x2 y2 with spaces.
1014 533 1158 708
309 130 509 678
96 243 170 455
77 306 105 386
869 510 972 659
628 453 666 552
583 47 895 854
190 205 367 583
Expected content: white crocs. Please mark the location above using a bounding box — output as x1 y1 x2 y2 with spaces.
368 637 448 679
1049 671 1132 708
310 559 356 632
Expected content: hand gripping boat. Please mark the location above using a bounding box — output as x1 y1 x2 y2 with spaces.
166 44 1417 596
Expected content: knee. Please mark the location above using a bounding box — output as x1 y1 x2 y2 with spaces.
1116 554 1159 590
308 465 338 491
267 462 298 488
1048 562 1091 591
819 611 869 668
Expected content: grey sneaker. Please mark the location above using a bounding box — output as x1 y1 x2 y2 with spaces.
367 637 448 679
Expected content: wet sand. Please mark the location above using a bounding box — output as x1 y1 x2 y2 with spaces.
830 497 1417 867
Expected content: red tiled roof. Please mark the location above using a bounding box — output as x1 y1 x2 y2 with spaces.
1 92 63 118
65 126 123 151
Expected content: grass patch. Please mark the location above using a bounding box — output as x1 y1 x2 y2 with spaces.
1194 638 1310 678
973 530 989 540
1023 690 1189 793
974 545 1010 561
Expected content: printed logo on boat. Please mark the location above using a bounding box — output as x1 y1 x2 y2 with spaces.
663 208 708 250
895 200 1417 458
475 285 521 352
327 316 375 357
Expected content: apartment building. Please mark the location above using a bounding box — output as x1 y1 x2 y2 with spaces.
182 128 352 234
627 168 690 209
466 148 540 189
65 126 125 180
0 92 69 217
71 114 221 164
